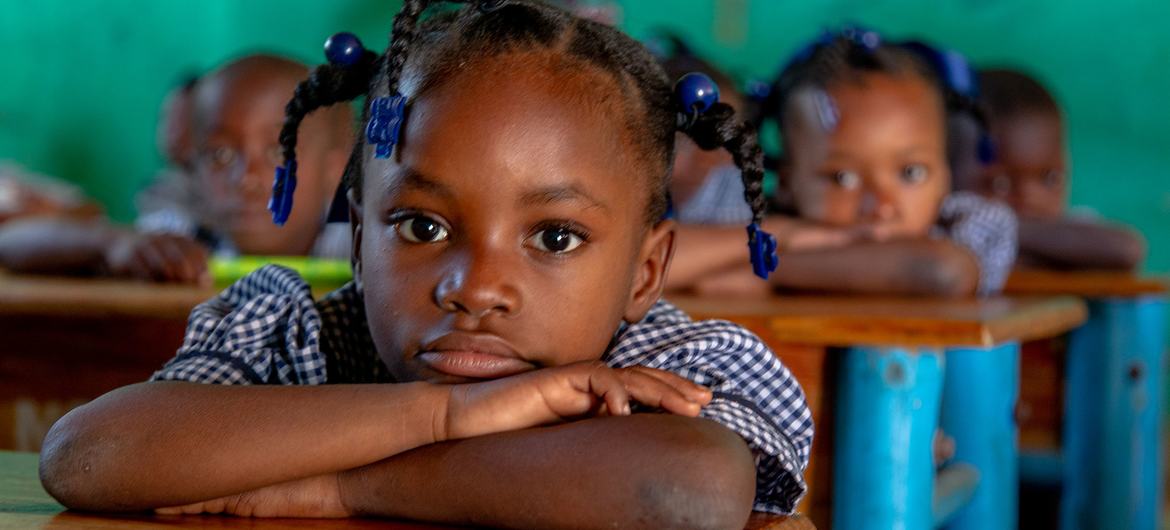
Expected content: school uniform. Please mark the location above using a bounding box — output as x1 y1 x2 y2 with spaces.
150 265 815 514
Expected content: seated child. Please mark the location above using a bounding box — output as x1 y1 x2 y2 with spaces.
689 29 1017 297
0 55 354 282
977 68 1145 270
38 2 813 527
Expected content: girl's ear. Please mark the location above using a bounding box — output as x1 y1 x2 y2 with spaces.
623 219 676 323
347 188 363 293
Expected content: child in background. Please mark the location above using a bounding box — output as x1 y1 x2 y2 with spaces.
978 69 1145 270
39 2 813 527
691 29 1017 297
0 54 354 282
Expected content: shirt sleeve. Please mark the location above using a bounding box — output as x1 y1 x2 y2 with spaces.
938 192 1019 295
607 315 815 514
150 265 330 386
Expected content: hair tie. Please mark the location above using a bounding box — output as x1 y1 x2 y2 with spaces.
674 72 720 131
324 32 366 67
366 95 407 159
269 160 297 225
747 223 779 279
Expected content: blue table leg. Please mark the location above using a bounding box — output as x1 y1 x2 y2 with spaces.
1061 297 1167 530
939 342 1020 530
834 346 943 530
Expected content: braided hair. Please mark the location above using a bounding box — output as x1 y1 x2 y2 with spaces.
755 30 943 161
276 0 767 230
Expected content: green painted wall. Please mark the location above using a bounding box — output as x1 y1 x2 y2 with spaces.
1 0 1167 276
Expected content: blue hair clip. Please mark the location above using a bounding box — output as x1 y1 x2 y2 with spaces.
324 32 365 67
744 79 773 103
366 95 407 159
269 159 298 225
785 25 882 72
674 72 720 130
812 90 840 131
901 41 978 100
746 223 779 279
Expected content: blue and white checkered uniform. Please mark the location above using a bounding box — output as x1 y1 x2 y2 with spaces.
151 265 814 514
935 191 1018 295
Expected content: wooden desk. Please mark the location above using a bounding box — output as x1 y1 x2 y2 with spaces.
0 451 811 530
1005 270 1168 530
0 273 215 452
671 295 1087 530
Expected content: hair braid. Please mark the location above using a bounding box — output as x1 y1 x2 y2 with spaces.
682 102 767 224
278 51 378 164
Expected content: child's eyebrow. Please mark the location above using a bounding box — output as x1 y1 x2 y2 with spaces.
519 185 610 212
385 167 453 201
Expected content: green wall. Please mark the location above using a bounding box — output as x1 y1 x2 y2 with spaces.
2 0 1167 276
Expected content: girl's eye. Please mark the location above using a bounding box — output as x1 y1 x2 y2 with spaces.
207 146 237 170
831 170 861 190
395 216 449 243
901 164 930 185
526 227 585 254
1042 170 1065 188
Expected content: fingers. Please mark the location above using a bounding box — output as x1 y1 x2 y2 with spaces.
584 367 632 417
153 236 210 284
617 369 702 417
626 366 712 405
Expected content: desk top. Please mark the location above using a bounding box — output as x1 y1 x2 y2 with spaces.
1004 269 1169 298
671 294 1088 348
0 272 216 319
0 452 808 529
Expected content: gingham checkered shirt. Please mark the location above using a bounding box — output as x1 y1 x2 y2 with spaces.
151 265 814 514
935 191 1018 295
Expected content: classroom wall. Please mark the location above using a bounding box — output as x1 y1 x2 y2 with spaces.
1 0 1167 278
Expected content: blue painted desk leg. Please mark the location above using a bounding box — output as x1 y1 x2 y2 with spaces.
834 346 943 530
1061 297 1167 530
939 343 1020 530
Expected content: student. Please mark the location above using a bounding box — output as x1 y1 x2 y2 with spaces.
692 29 1017 297
0 55 353 282
978 68 1145 270
39 2 813 528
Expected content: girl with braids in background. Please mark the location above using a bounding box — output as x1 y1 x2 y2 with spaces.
694 28 1018 298
39 1 812 527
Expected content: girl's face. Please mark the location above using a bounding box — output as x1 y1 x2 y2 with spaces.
353 55 675 384
980 111 1068 220
782 73 950 237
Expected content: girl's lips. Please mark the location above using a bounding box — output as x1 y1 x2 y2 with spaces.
417 350 535 379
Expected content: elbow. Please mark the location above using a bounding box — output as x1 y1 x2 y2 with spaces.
39 405 127 512
639 419 757 530
907 245 980 297
1110 230 1147 270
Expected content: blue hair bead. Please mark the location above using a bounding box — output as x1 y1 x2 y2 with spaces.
366 94 407 159
324 32 365 67
746 223 779 279
675 72 720 114
269 159 298 226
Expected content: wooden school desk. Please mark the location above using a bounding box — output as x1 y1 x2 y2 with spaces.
0 272 216 451
1005 270 1169 530
0 451 812 530
672 294 1087 530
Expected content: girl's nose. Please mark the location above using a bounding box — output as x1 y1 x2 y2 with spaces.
859 187 898 222
433 248 521 320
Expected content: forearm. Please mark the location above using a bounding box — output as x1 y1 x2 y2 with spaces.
40 381 449 511
340 414 757 530
770 240 979 297
667 226 757 291
0 219 113 274
1019 219 1146 270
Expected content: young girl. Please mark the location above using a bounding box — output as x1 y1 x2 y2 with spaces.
978 68 1145 270
691 29 1017 297
38 2 812 527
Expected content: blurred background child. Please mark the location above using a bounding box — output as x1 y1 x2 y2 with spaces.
0 54 354 282
978 68 1146 271
688 29 1017 298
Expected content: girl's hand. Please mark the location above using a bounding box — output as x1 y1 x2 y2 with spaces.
444 362 712 440
103 232 210 285
155 473 348 519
